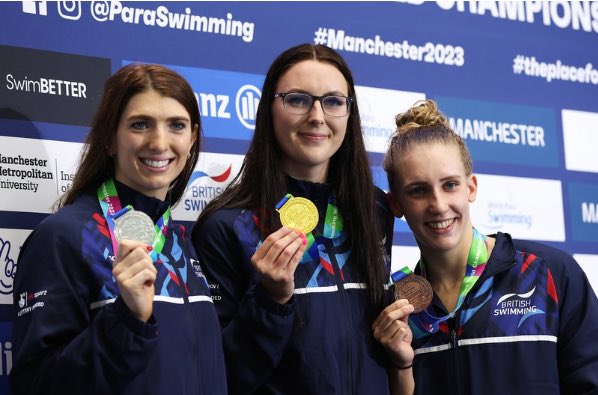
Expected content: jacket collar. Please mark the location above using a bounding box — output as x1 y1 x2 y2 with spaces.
111 179 171 223
484 232 517 276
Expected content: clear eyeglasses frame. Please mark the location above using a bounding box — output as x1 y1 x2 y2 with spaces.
273 92 353 118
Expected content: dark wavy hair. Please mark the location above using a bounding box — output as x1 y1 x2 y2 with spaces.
57 63 201 208
193 44 387 309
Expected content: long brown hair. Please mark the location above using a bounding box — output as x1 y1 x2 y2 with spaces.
56 63 201 208
193 44 387 309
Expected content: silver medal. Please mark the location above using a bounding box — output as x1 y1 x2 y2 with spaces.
114 209 156 245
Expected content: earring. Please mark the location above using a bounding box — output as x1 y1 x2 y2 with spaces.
187 152 191 159
106 146 115 158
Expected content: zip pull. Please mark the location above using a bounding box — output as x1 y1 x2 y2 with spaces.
451 329 458 349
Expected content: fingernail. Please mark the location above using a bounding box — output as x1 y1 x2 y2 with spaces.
302 237 308 245
146 245 153 251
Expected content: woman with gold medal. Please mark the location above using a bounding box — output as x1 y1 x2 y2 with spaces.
10 64 227 395
192 44 414 394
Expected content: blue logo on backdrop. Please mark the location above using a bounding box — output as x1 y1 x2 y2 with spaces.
435 97 559 169
123 61 263 141
372 166 411 234
567 182 598 243
0 322 12 394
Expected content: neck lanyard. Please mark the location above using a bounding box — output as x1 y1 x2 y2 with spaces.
275 194 343 262
392 227 489 334
97 178 171 261
305 195 343 260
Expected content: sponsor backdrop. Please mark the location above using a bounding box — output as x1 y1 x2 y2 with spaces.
1 1 598 389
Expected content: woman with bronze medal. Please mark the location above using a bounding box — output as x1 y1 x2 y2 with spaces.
378 99 598 394
10 64 227 395
191 44 414 394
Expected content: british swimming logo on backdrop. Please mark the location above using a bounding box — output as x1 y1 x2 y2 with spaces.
173 152 244 221
567 182 598 243
123 61 263 141
471 174 565 242
0 45 110 126
435 97 559 168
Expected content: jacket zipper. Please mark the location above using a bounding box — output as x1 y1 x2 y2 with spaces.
449 317 462 395
174 264 201 395
328 240 354 395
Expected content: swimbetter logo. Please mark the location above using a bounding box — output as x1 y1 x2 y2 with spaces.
493 286 544 327
0 45 110 126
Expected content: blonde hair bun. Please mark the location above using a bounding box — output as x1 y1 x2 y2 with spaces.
395 99 449 134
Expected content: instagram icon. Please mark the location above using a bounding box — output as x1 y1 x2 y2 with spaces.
57 1 81 20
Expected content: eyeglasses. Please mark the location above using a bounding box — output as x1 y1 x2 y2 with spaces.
273 92 353 117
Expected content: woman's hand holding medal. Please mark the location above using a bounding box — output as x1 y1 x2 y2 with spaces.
111 209 158 322
112 239 156 322
251 227 308 305
371 299 415 370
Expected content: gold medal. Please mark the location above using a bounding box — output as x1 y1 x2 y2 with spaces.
277 196 319 234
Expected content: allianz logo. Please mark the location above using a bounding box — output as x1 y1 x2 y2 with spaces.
194 84 261 130
581 202 598 223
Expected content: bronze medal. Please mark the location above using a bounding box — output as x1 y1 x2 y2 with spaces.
277 196 319 234
394 274 433 313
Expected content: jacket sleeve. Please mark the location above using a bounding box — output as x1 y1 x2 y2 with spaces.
192 210 295 395
553 250 598 393
9 217 159 395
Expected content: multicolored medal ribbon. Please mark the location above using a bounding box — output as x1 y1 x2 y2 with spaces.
275 194 344 263
97 178 171 261
391 227 489 334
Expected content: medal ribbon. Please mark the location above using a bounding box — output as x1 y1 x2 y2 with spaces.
391 227 489 334
275 194 343 263
97 178 171 261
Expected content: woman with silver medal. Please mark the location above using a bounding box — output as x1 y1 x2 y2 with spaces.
10 64 227 395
